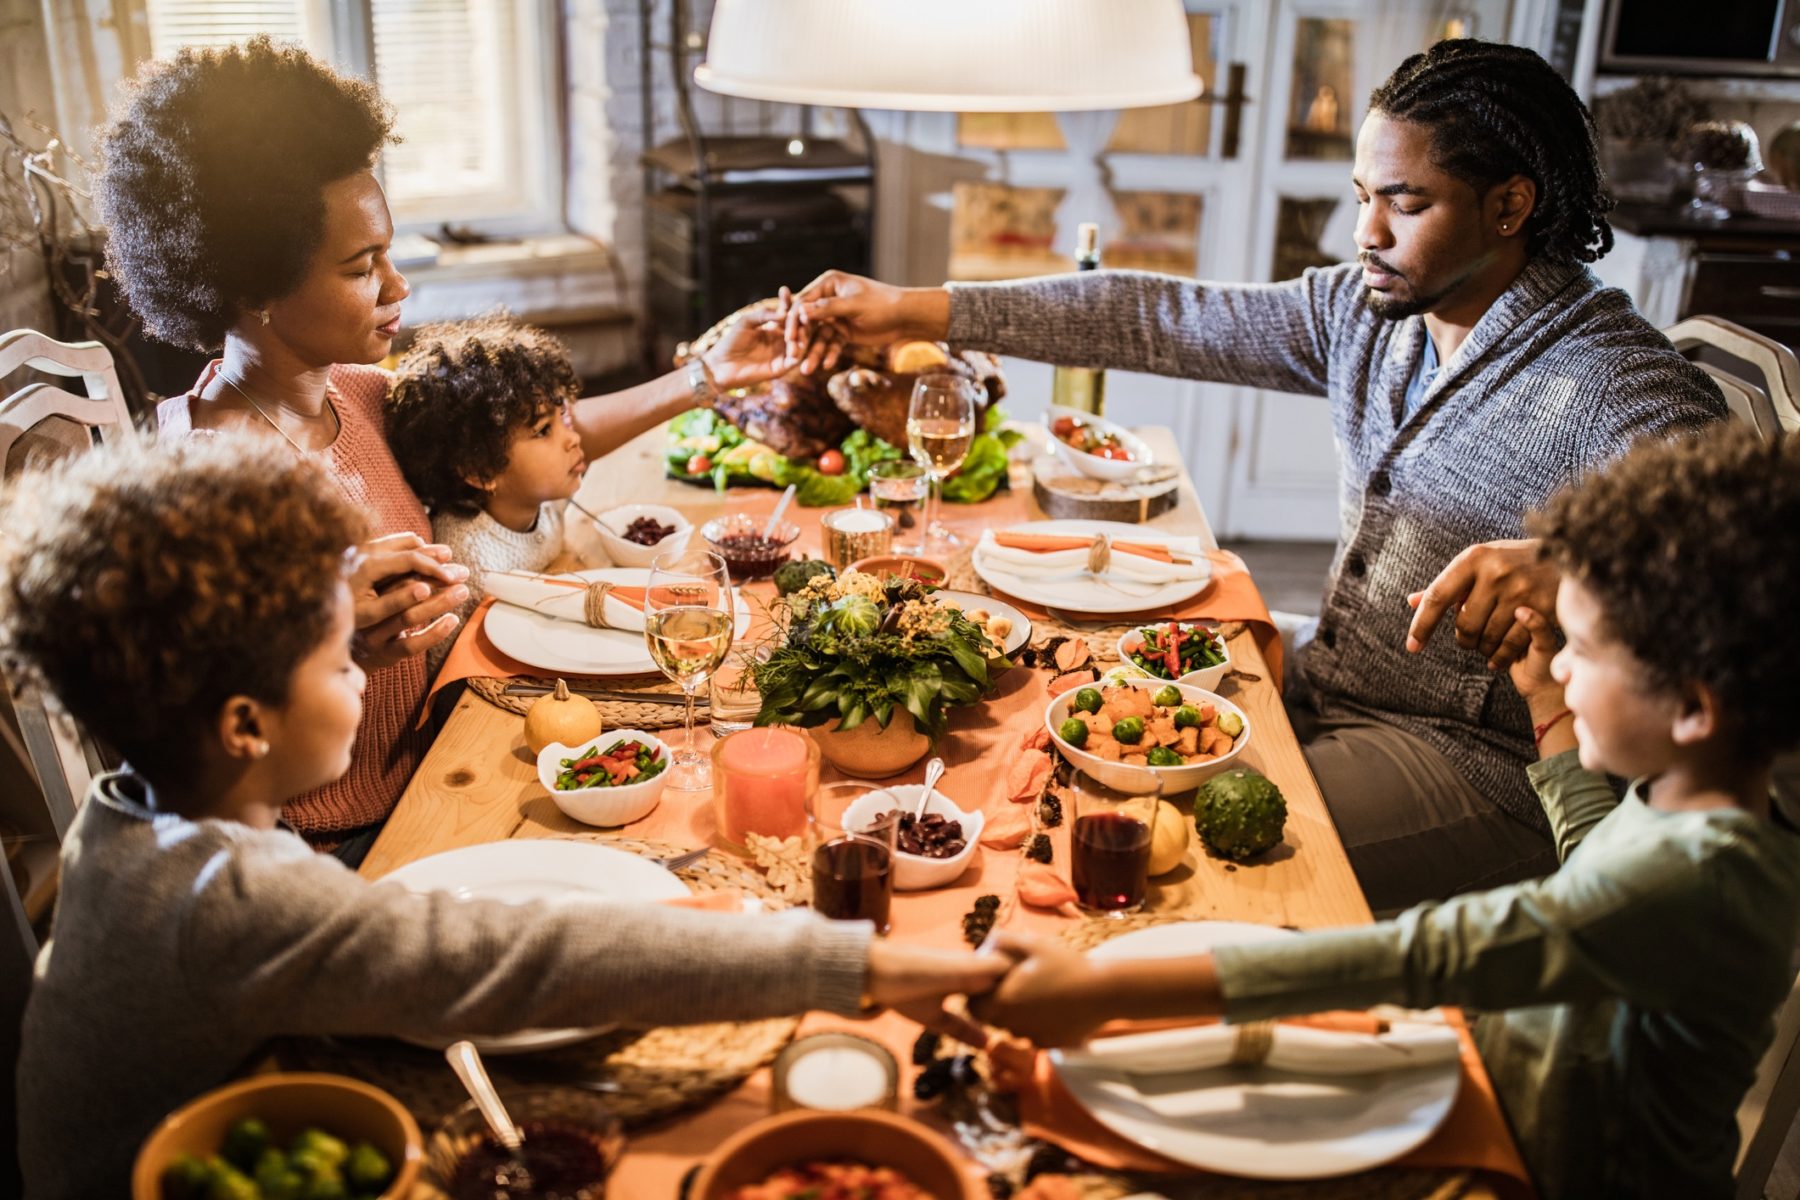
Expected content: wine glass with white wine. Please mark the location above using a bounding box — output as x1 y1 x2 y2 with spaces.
906 372 980 553
644 549 734 790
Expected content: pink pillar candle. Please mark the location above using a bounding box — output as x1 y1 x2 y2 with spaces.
711 726 819 850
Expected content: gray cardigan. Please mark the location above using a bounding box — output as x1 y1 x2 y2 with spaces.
17 774 871 1198
950 261 1725 827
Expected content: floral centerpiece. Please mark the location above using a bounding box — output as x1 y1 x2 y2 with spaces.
751 570 1008 772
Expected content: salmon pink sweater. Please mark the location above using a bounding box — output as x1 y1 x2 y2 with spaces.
157 361 431 841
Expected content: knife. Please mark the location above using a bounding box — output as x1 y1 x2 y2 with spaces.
502 683 697 706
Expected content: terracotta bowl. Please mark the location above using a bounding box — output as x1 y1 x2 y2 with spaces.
810 709 931 777
132 1072 422 1200
847 553 948 587
689 1109 984 1200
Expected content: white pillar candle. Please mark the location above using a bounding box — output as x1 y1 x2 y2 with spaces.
772 1033 899 1112
821 507 895 569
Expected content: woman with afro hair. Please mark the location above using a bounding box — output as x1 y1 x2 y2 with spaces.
97 37 794 862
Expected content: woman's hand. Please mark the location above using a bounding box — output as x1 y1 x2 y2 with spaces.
347 532 470 669
699 306 800 392
865 940 1012 1044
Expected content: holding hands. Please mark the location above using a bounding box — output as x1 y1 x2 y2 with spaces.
774 272 952 374
346 532 470 669
1406 538 1561 670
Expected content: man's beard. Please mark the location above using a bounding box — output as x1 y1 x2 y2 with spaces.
1365 289 1429 319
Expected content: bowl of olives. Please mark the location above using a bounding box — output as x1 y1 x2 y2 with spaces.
1044 676 1251 795
846 784 985 890
133 1072 421 1200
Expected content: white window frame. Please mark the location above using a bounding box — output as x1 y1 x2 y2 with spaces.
122 0 567 237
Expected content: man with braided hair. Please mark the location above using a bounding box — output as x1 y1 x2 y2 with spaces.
781 40 1727 910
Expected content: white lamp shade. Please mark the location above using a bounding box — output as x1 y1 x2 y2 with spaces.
695 0 1202 112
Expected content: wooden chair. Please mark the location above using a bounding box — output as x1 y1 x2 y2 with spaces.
0 330 136 910
1663 316 1800 440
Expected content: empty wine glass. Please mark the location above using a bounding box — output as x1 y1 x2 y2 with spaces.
905 373 980 553
644 549 734 790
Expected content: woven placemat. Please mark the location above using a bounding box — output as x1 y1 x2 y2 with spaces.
466 673 701 729
277 836 798 1129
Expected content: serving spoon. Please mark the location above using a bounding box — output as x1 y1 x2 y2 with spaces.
446 1039 533 1188
914 756 947 820
762 484 798 540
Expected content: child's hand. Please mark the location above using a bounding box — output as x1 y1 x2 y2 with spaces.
701 307 804 390
968 933 1113 1047
1507 604 1567 719
347 533 470 669
864 941 1012 1045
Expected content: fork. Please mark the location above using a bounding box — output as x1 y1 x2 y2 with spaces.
655 846 711 872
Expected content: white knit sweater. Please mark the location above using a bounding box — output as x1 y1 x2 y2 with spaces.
431 502 566 670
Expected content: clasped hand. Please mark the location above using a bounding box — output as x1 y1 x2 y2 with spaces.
346 532 470 669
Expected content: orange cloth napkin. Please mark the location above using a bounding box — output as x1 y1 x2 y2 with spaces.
657 890 743 912
992 531 1176 563
994 549 1285 687
1011 1008 1534 1197
421 598 577 725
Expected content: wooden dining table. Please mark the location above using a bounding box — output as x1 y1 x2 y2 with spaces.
360 423 1525 1199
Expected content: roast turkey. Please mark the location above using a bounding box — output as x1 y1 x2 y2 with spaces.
678 302 1006 460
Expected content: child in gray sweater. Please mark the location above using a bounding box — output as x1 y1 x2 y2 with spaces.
1 433 1004 1199
976 424 1800 1199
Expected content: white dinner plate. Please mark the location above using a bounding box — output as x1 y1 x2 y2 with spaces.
932 589 1031 657
971 520 1212 616
1050 921 1461 1180
379 840 691 1054
483 567 753 677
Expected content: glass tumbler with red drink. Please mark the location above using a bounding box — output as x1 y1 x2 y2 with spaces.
1069 769 1162 917
807 782 899 935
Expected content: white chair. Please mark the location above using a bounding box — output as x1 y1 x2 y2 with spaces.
1663 316 1800 440
0 330 136 935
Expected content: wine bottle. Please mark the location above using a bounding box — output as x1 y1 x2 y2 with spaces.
1050 222 1106 416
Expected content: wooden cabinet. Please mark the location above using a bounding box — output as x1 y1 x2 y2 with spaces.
1598 203 1800 349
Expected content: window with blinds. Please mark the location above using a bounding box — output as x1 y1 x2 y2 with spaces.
139 0 560 232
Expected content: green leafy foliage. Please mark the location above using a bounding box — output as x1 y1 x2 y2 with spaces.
751 575 1006 741
668 407 1018 505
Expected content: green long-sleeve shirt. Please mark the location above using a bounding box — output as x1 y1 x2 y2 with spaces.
1213 752 1800 1199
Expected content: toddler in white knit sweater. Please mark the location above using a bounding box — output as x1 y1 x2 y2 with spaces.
385 316 589 668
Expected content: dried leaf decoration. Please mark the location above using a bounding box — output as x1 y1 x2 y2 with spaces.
744 832 811 903
1005 751 1054 806
1053 638 1092 672
979 803 1032 849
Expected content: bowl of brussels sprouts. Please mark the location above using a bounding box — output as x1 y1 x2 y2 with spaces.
133 1072 421 1200
1044 676 1250 795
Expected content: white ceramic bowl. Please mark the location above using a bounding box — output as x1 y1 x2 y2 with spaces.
591 503 693 568
1115 623 1232 692
536 732 672 826
1044 405 1155 482
1045 677 1250 795
843 785 983 891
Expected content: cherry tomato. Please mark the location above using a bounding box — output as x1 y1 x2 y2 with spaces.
687 453 713 475
1052 416 1080 438
817 449 846 476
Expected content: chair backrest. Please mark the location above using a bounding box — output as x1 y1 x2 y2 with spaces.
1737 965 1800 1198
0 330 137 852
1663 316 1800 440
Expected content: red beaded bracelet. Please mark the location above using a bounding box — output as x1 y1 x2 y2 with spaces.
1533 708 1573 747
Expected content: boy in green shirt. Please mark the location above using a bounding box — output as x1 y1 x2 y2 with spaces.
978 424 1800 1199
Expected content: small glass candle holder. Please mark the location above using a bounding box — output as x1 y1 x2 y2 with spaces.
771 1032 900 1113
711 726 819 853
820 505 895 570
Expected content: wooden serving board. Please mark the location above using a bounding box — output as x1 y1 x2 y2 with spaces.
1030 451 1181 523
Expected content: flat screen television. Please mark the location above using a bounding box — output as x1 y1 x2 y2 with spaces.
1600 0 1800 77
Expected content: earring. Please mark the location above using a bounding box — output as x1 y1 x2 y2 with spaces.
1499 223 1511 233
258 309 271 327
252 740 270 759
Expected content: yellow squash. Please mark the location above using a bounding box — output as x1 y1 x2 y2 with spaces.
524 678 603 755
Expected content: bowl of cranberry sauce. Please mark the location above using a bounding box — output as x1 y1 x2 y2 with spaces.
701 514 802 581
